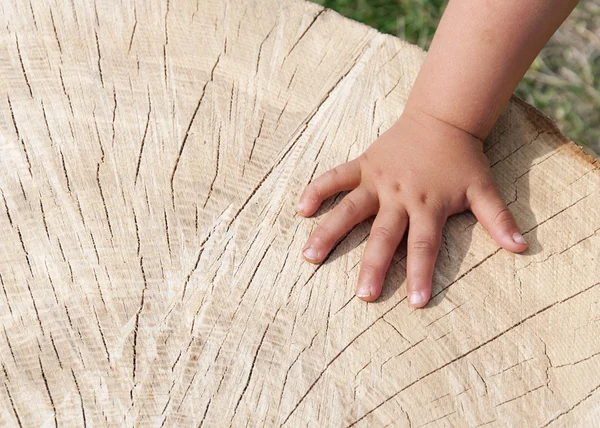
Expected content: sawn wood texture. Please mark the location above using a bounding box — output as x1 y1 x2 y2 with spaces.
0 0 599 426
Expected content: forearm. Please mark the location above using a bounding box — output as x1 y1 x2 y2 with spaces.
404 0 579 141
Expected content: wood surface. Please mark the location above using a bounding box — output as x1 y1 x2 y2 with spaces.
1 0 599 426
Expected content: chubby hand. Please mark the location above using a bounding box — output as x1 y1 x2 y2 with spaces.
295 109 528 308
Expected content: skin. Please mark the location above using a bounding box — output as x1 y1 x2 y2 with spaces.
296 0 580 308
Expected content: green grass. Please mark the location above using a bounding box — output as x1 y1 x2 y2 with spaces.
312 0 600 155
312 0 446 49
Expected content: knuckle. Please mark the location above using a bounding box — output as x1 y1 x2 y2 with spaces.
361 181 378 197
480 173 496 188
311 224 334 244
370 225 395 243
471 178 496 202
429 198 446 213
360 261 381 278
476 174 495 190
410 238 438 256
380 182 403 202
408 272 431 288
339 197 359 216
416 192 444 211
306 184 323 203
357 154 368 171
493 206 514 227
326 166 341 180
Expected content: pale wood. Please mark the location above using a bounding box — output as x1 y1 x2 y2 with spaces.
1 0 599 426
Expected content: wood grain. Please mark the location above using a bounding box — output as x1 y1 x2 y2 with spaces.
1 0 599 426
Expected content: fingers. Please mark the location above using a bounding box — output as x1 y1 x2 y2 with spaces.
467 180 528 253
296 160 361 217
356 207 408 302
302 186 377 264
406 211 445 308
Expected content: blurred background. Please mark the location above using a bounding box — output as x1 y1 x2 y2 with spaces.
312 0 600 156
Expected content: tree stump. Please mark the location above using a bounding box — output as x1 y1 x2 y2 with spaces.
1 0 599 426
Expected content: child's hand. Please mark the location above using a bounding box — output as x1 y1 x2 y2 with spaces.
296 109 528 307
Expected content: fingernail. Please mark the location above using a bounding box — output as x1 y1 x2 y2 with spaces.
409 290 427 307
356 286 371 299
295 203 304 213
512 232 527 245
303 247 319 261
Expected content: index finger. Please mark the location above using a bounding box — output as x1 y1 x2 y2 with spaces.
297 159 361 216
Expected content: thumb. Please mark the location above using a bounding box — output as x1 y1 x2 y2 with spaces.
467 180 528 253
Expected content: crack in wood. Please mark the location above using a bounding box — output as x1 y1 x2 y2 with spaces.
380 338 426 372
48 332 62 369
285 8 326 61
281 297 405 425
128 5 137 54
7 95 21 141
202 125 222 209
38 357 58 427
170 54 222 207
199 398 211 427
27 0 37 29
17 227 33 277
58 67 74 115
232 324 271 421
49 8 62 54
3 326 16 362
175 371 197 413
2 364 24 427
540 383 600 427
489 130 546 168
71 368 87 427
131 256 149 402
93 306 111 364
134 92 152 185
256 22 277 75
522 191 594 235
96 164 114 238
94 29 104 87
349 280 600 426
430 248 501 302
238 239 274 303
1 190 13 227
181 226 216 301
15 35 33 97
229 40 377 231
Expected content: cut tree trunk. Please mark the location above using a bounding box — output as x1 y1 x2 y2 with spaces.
1 0 599 426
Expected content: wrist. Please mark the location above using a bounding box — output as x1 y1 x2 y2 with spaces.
398 105 485 149
401 70 506 142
